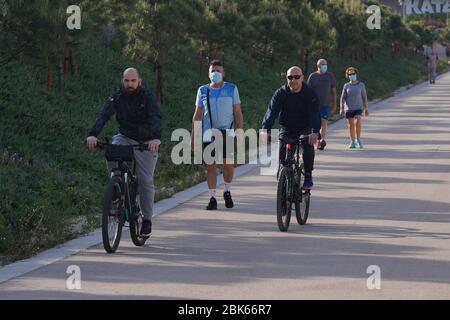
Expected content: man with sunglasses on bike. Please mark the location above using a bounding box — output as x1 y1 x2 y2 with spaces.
86 68 161 237
261 66 320 190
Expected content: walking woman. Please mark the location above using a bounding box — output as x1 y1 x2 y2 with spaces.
340 67 369 149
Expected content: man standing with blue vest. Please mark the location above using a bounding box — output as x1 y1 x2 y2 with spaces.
191 60 244 210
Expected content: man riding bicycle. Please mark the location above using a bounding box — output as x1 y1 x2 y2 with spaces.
86 68 161 237
261 66 320 189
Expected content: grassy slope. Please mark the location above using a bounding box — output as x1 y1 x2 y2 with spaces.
0 44 435 265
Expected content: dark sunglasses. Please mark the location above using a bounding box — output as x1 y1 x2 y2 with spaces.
348 73 356 76
287 75 302 80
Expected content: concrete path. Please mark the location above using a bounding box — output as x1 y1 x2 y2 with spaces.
1 74 450 299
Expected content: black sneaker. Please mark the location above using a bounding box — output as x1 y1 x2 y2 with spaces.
206 197 217 210
317 139 327 150
140 219 152 237
224 191 234 208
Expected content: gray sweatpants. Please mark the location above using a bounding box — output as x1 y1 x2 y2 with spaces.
107 134 158 220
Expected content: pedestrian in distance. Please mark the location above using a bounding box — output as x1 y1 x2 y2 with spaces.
340 67 369 149
426 49 439 84
307 58 337 151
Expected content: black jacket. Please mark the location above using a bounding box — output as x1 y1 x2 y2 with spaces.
262 82 320 138
89 86 161 142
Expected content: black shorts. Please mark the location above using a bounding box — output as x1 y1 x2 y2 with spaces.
346 109 363 119
203 135 235 164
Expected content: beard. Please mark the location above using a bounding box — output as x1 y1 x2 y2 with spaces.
122 85 140 95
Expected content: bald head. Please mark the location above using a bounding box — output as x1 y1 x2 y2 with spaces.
122 68 142 93
286 66 304 93
287 66 303 76
123 67 140 78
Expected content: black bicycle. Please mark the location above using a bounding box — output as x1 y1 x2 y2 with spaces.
96 141 149 253
276 136 311 232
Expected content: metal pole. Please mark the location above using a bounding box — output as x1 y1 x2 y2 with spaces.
399 0 405 23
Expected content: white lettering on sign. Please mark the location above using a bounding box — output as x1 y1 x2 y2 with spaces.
404 0 450 15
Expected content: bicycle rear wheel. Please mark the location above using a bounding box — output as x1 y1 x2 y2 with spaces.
295 164 310 225
277 166 293 232
102 176 124 253
129 182 148 246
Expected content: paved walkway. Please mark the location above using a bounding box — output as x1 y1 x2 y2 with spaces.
1 73 450 299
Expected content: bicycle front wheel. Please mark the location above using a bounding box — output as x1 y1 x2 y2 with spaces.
129 183 148 246
298 191 311 225
102 176 124 253
277 166 293 232
295 164 310 225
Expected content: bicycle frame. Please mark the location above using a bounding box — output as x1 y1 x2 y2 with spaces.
284 142 302 169
285 143 302 202
97 141 146 223
280 137 310 200
111 160 136 221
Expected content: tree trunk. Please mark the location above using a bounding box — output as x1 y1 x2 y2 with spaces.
208 41 212 63
302 49 310 76
248 45 254 72
154 60 163 105
212 47 220 60
58 61 64 91
64 47 70 79
351 47 358 62
262 37 268 77
69 49 78 78
363 48 368 61
47 64 52 90
199 37 206 75
270 48 276 71
391 41 396 59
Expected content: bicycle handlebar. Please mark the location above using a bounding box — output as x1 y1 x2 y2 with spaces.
96 141 149 152
284 135 313 145
298 135 311 141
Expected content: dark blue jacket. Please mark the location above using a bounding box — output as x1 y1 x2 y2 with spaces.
89 86 161 142
262 83 320 137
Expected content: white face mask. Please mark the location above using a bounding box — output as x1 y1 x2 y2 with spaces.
210 71 223 84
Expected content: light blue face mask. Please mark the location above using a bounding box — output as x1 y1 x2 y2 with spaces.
210 71 223 84
320 65 328 73
349 74 357 81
